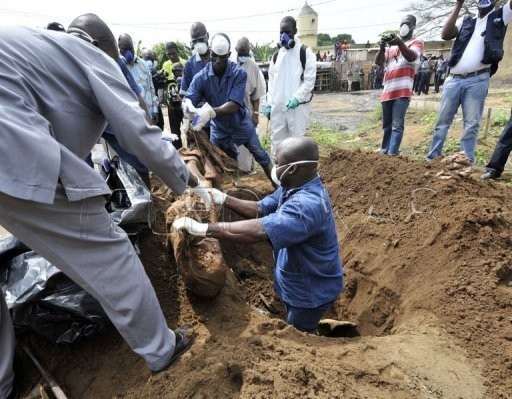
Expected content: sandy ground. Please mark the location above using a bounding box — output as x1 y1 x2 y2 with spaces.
8 91 512 399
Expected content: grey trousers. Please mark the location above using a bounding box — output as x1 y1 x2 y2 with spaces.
0 185 176 391
0 294 15 399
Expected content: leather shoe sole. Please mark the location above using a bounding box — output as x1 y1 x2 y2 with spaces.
152 324 194 374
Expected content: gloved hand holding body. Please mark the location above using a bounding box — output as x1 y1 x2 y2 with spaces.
192 102 216 131
188 187 227 211
171 217 208 236
182 98 197 119
262 104 272 118
285 97 299 110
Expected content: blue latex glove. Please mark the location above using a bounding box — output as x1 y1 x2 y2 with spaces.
262 104 271 118
286 97 299 110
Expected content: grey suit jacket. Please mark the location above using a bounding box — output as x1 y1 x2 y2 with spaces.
0 26 189 204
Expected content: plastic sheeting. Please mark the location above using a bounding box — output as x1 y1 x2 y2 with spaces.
0 242 108 343
0 152 151 343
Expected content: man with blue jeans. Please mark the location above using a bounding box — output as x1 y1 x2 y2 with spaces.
426 0 512 164
374 15 423 156
172 136 344 333
184 33 274 185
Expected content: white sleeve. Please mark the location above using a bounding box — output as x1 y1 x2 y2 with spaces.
293 47 316 102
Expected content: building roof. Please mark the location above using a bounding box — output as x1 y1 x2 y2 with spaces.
299 1 317 16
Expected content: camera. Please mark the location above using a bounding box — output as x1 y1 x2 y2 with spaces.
382 34 396 43
153 70 167 90
167 82 181 108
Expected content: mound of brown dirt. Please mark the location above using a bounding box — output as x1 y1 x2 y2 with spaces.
17 150 512 398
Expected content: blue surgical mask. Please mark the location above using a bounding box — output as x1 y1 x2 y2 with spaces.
271 160 318 186
142 59 154 70
238 55 250 64
123 50 134 63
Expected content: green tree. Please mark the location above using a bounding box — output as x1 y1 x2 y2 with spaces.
150 42 191 70
252 43 278 63
332 34 354 44
317 33 332 46
403 0 507 39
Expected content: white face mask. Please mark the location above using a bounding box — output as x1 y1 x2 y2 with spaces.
271 160 318 186
194 42 208 55
399 24 410 38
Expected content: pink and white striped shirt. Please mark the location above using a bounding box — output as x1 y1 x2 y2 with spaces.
381 37 423 102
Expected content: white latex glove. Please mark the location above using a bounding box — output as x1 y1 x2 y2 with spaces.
171 217 208 236
162 133 180 142
182 98 197 120
188 187 227 211
191 102 216 132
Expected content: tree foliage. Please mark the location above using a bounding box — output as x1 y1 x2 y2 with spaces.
145 42 191 70
317 33 354 46
403 0 508 39
252 43 278 63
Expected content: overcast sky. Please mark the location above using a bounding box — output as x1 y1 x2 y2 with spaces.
0 0 417 48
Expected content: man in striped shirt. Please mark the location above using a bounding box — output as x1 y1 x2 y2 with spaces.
374 15 423 155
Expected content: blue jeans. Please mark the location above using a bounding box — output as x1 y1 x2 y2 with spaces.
285 301 333 333
381 97 410 155
426 73 490 164
212 131 271 168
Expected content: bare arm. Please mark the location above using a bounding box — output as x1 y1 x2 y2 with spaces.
206 219 268 244
213 100 240 117
223 195 264 219
206 194 267 243
251 98 260 126
391 36 418 62
442 0 464 40
374 39 387 67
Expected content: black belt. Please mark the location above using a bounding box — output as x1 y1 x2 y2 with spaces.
449 68 490 79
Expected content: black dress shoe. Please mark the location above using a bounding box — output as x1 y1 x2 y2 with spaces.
481 170 500 180
152 324 194 374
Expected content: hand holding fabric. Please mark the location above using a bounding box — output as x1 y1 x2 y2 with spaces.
285 97 299 110
188 187 227 211
171 217 208 236
182 98 197 120
191 103 216 131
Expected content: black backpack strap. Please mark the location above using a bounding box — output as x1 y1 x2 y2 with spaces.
273 45 308 82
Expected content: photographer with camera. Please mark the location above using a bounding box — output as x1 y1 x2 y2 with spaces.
166 63 184 149
374 15 423 156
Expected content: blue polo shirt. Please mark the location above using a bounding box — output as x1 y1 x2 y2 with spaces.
258 176 344 308
181 52 209 94
186 60 255 145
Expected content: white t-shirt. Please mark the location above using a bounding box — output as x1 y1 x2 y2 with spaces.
450 4 512 74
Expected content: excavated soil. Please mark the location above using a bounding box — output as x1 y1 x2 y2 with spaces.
14 95 512 399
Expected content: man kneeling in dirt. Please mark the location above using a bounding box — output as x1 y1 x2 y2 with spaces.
172 136 344 333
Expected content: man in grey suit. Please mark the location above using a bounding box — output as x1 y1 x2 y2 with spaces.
0 18 195 398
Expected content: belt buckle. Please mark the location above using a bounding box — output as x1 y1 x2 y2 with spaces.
461 72 468 78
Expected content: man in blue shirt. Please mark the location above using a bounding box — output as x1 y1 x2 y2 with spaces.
184 33 274 185
172 136 344 333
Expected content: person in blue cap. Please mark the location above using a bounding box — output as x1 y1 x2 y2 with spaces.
426 0 512 165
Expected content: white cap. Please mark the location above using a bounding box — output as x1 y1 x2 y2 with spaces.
210 34 230 56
